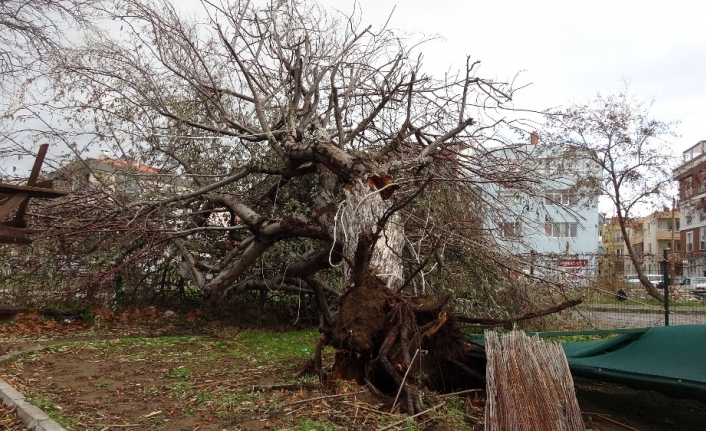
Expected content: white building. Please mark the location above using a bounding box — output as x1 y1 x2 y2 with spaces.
489 134 603 284
494 136 602 256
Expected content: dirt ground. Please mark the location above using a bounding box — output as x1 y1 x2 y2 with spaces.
0 311 486 430
1 311 706 430
574 379 706 431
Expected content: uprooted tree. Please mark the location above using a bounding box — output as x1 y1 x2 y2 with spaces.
4 0 584 413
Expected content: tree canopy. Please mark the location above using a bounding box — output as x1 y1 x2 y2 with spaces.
1 0 563 311
0 0 598 333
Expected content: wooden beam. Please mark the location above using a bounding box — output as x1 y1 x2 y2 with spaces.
0 225 39 244
0 183 69 199
27 144 48 185
0 223 40 243
0 193 28 220
34 179 54 189
0 225 43 236
0 235 32 245
12 144 48 226
0 305 28 322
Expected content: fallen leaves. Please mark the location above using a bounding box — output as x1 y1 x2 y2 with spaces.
0 312 85 337
0 307 205 343
0 404 28 431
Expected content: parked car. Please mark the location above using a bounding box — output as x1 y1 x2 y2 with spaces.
624 274 665 285
680 278 706 297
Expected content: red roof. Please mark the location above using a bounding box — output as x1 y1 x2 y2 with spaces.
99 157 161 174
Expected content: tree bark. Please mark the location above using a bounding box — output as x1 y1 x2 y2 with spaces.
339 178 404 290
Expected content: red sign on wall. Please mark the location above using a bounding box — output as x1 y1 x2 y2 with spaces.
558 259 588 267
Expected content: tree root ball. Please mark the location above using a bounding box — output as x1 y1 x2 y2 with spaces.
320 281 485 414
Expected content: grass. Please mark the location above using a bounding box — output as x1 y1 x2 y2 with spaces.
543 334 617 343
167 366 192 378
214 392 267 418
296 419 338 431
168 381 193 399
25 392 80 429
5 328 486 430
228 329 319 365
443 397 476 429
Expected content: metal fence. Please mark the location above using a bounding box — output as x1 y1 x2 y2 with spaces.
574 285 706 329
529 252 706 329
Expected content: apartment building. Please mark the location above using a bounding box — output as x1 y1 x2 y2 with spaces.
50 150 192 197
630 211 680 257
495 138 602 255
601 217 625 255
601 211 680 272
488 136 603 285
673 140 706 276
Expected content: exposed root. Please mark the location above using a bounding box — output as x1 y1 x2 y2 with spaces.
323 280 484 415
320 273 581 416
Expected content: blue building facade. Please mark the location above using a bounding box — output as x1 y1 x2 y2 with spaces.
492 141 603 256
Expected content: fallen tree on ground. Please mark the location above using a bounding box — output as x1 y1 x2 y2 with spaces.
3 0 587 414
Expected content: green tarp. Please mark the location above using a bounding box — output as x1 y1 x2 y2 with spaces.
469 325 706 399
564 325 706 399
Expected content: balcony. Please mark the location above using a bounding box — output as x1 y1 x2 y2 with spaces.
656 230 678 241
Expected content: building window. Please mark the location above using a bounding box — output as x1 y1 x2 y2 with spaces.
498 190 519 203
687 232 694 252
540 158 552 175
499 221 521 239
684 176 694 198
700 228 706 251
648 243 652 253
616 248 623 256
545 222 578 238
544 190 578 206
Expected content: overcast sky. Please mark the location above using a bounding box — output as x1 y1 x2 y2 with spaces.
320 0 705 152
7 0 703 176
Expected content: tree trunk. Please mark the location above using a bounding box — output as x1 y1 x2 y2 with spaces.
618 214 664 301
320 177 487 415
339 178 404 291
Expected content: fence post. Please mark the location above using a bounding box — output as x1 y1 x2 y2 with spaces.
663 248 669 326
114 272 123 316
